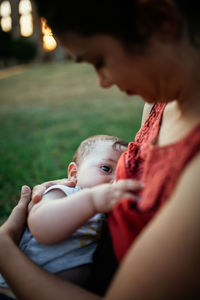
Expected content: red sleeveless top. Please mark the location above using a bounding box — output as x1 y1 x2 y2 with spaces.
108 103 200 262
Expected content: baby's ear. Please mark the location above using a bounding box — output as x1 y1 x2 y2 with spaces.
68 162 78 184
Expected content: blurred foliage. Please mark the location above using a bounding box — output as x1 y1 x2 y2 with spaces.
11 37 37 63
0 29 12 60
0 29 37 64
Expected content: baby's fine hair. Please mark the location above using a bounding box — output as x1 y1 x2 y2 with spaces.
73 135 129 166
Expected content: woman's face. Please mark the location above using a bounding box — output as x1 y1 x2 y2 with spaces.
62 33 181 103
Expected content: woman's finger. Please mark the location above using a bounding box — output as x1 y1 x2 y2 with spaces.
32 182 55 203
55 179 76 187
19 185 32 206
32 185 47 203
0 185 31 244
12 185 31 221
32 179 76 203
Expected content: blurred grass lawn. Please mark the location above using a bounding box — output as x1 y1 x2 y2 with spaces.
0 61 144 223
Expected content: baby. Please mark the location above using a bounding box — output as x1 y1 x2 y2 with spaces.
0 135 136 297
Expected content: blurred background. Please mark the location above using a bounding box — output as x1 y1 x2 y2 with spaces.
0 0 144 223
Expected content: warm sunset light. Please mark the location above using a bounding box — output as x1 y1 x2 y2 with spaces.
19 0 33 37
0 1 11 17
19 0 32 15
20 14 33 36
1 16 12 32
41 18 57 52
0 1 12 32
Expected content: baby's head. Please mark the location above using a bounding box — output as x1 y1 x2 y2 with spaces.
68 135 128 188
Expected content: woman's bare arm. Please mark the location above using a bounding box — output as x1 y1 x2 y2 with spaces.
106 153 200 300
0 238 100 300
0 186 100 300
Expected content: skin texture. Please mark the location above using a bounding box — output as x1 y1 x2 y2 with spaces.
69 140 125 188
61 33 184 103
63 32 200 146
28 140 141 245
0 1 200 299
28 179 140 245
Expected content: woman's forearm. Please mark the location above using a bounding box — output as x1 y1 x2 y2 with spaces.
0 235 100 300
28 189 95 245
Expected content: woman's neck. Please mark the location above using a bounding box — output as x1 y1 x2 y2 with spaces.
157 97 200 147
176 41 200 121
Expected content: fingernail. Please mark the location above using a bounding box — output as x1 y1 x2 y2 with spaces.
22 185 30 192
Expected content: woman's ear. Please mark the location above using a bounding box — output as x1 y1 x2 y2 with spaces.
138 0 181 42
67 162 78 184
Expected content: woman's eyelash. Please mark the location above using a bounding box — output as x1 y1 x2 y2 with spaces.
101 165 112 173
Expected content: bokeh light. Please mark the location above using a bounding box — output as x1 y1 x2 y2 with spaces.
20 14 33 37
19 0 33 37
41 18 57 51
0 1 11 17
19 0 32 15
0 1 12 32
1 16 12 32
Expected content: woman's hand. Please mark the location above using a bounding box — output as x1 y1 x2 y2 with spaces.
0 185 31 245
31 179 76 204
91 179 144 213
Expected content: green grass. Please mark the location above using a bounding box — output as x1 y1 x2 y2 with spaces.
0 61 144 223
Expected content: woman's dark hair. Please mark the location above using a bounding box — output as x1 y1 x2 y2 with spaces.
34 0 200 46
34 0 145 44
174 0 200 46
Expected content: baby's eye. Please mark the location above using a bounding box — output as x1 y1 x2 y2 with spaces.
101 165 112 173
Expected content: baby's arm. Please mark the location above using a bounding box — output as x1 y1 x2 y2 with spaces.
28 186 95 245
28 180 142 245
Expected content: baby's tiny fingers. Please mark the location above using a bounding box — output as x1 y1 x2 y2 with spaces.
117 179 144 191
111 192 139 206
111 195 137 209
123 192 140 201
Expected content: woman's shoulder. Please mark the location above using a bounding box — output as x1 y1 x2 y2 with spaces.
108 153 200 299
173 151 200 205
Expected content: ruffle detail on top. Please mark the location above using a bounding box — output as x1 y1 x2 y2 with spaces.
125 142 143 180
109 103 200 262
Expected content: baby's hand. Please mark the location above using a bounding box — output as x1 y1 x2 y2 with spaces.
91 180 144 213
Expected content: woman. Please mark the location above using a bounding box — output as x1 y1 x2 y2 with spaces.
0 0 199 299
